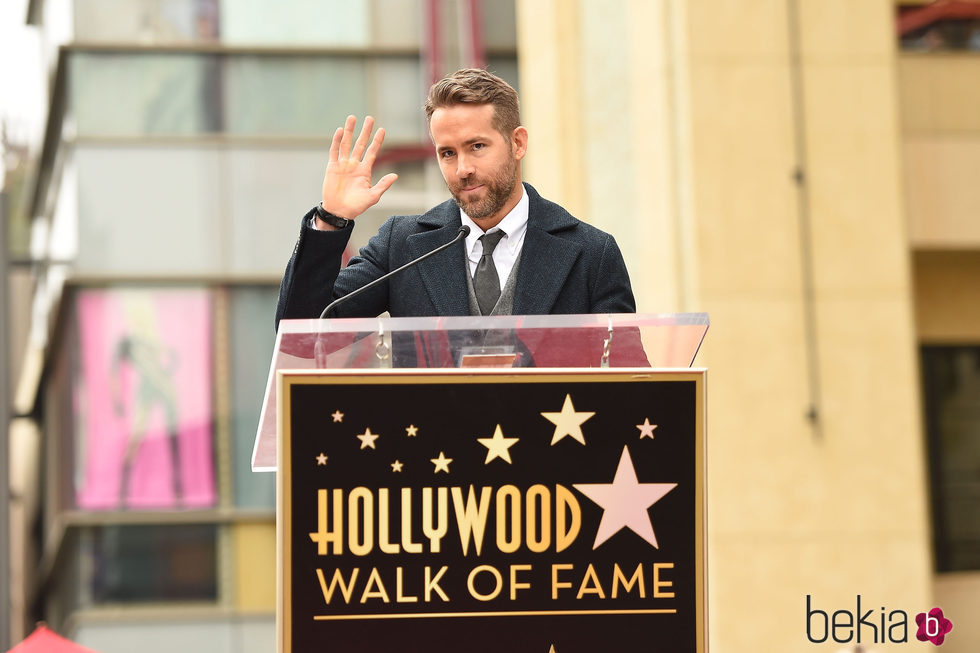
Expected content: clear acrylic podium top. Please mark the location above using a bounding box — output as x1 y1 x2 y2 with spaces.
252 312 708 471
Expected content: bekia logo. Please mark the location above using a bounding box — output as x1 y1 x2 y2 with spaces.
915 608 953 646
806 595 954 647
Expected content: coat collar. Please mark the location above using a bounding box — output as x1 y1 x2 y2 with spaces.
416 183 578 233
410 183 584 316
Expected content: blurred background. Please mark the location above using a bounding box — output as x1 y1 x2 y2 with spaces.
0 0 978 651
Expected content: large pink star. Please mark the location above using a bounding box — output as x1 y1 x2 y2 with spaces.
573 446 677 549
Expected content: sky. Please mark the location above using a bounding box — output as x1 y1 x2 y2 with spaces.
0 0 44 185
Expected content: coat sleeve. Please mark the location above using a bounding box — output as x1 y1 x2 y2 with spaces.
588 233 637 314
274 211 400 331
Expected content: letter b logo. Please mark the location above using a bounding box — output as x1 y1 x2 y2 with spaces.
916 607 953 646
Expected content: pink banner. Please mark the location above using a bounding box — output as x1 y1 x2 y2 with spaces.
74 289 216 510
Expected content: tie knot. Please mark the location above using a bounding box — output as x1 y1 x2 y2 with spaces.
480 230 505 256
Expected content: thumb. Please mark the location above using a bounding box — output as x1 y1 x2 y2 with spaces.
371 173 398 197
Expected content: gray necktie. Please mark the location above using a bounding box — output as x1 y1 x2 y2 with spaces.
473 230 506 315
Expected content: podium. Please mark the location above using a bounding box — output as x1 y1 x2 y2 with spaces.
255 313 708 653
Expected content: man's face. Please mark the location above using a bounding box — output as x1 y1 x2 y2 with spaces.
429 103 527 226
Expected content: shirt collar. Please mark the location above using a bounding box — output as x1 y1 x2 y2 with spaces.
460 184 529 256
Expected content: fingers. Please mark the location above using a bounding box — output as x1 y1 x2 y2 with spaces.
328 126 343 163
337 115 356 161
336 116 384 166
350 116 375 162
363 127 386 168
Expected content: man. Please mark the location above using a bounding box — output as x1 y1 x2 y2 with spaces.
275 68 634 329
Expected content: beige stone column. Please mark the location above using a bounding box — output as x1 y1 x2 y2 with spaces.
517 1 932 650
517 0 695 312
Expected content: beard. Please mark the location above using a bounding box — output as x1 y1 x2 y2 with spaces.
447 158 519 221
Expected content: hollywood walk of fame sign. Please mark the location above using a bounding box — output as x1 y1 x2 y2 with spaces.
277 369 705 653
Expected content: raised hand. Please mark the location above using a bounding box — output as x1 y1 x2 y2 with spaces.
320 115 399 224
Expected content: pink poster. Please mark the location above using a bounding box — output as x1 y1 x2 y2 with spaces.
73 289 216 510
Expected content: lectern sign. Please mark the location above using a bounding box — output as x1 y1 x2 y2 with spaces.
278 370 705 653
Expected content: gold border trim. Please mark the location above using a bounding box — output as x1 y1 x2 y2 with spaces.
277 368 706 653
314 608 678 620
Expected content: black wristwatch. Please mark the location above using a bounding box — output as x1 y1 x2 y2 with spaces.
314 202 352 229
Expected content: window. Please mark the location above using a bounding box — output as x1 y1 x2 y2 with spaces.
921 346 980 572
898 3 980 51
69 288 217 511
89 524 218 603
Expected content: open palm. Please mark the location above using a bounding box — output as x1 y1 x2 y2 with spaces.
321 115 398 221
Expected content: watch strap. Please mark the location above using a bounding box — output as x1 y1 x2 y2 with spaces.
314 203 351 229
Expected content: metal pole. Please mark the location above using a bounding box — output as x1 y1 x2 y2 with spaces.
787 0 823 438
0 188 13 649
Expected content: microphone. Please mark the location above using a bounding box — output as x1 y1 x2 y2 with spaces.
319 225 471 319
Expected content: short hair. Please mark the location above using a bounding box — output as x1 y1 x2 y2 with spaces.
424 68 521 140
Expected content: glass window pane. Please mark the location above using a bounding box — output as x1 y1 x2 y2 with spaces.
220 0 369 46
75 146 226 275
230 287 278 509
372 0 422 48
481 0 517 50
88 524 218 602
74 0 219 43
222 146 338 275
71 52 221 136
75 144 328 277
922 345 980 572
223 56 368 135
375 59 425 143
71 288 217 511
70 53 435 138
487 56 519 96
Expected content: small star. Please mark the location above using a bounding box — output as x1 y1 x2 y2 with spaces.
541 394 595 445
574 445 677 549
315 453 328 466
406 424 419 437
356 428 379 449
430 451 452 474
331 410 344 423
477 424 519 464
391 460 404 473
637 418 657 439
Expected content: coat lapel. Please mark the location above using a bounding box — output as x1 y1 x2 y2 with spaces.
407 203 470 316
513 185 583 315
403 184 581 316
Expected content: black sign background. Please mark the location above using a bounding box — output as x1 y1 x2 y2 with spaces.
281 371 704 653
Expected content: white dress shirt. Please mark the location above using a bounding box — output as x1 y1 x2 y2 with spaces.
460 184 529 287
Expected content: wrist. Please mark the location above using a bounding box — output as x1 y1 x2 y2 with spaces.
314 202 352 229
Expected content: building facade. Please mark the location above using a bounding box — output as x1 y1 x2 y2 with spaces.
4 0 979 651
7 1 517 650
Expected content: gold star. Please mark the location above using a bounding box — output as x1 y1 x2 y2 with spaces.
356 428 379 449
331 410 344 423
549 647 557 653
315 453 328 466
541 394 595 445
391 460 404 473
406 424 418 437
637 418 657 439
477 424 519 464
430 451 452 474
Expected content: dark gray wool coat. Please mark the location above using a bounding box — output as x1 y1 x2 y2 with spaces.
275 183 635 329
